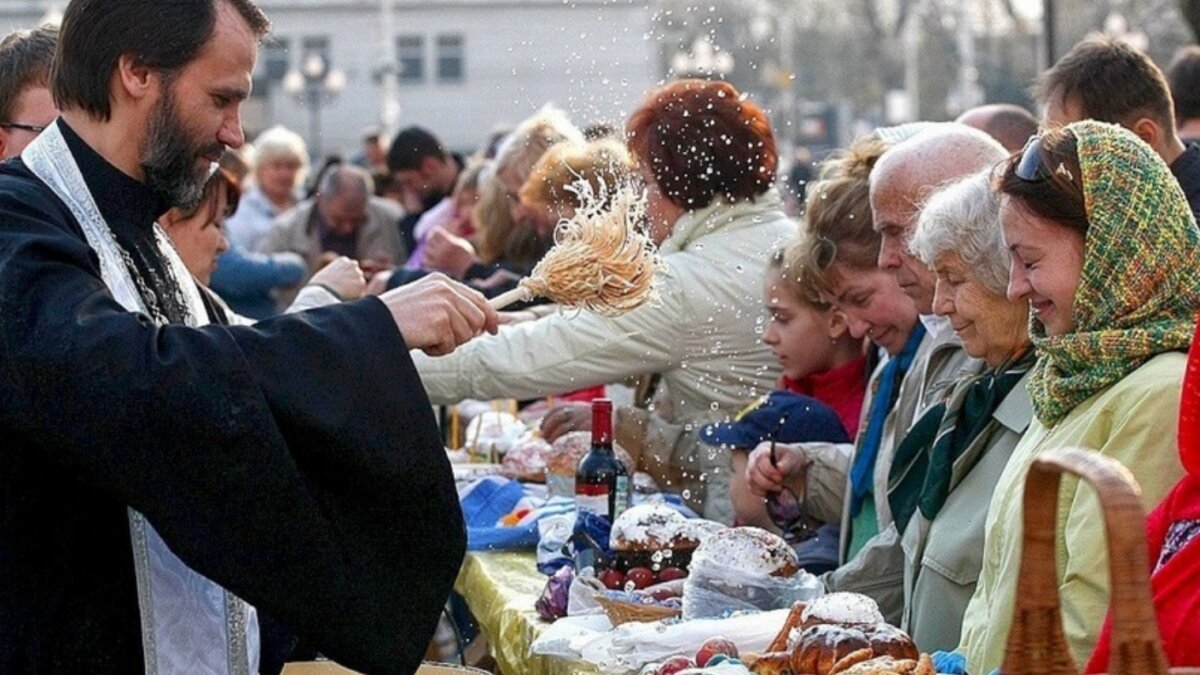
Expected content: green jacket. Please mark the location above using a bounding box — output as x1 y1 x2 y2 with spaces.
959 353 1186 672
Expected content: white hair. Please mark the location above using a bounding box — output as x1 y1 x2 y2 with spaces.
251 125 309 188
910 170 1009 294
494 105 585 180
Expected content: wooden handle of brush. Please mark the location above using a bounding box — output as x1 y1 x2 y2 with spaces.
488 286 532 310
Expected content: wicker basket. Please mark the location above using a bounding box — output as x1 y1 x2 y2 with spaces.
595 594 682 626
1001 447 1200 675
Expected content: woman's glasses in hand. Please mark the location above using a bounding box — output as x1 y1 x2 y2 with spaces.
763 414 819 543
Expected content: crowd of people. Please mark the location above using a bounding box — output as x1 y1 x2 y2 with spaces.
3 0 1200 674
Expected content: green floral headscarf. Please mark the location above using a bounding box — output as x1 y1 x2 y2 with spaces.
1028 120 1200 426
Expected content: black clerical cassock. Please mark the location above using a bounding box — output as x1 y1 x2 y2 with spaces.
0 120 465 675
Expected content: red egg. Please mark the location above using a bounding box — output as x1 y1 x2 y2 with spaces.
657 655 693 675
695 637 739 667
657 566 687 582
625 566 656 590
599 568 625 590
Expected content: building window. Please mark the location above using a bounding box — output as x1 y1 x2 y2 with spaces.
264 36 291 82
397 35 424 84
252 36 290 97
436 34 465 83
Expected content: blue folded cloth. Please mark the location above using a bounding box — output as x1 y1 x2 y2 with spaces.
461 477 524 528
931 650 967 674
461 477 581 552
461 477 532 551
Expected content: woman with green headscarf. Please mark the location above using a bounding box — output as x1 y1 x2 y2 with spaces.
956 120 1197 672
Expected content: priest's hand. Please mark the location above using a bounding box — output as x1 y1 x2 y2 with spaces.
380 273 499 355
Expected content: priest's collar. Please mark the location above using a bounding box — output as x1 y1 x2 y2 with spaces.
58 119 170 227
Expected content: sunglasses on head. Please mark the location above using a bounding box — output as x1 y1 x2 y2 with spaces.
1014 135 1050 183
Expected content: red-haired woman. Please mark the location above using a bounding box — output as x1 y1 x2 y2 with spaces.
415 80 795 522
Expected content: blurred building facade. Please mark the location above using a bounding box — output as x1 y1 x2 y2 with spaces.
0 0 659 157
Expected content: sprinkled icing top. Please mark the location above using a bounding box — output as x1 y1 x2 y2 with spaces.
690 526 799 577
801 592 885 626
609 503 726 549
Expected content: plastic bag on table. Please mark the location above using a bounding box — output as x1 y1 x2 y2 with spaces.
530 613 613 659
567 569 607 616
681 552 823 620
536 511 576 575
579 607 790 672
535 564 575 621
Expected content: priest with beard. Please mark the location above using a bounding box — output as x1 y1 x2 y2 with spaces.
0 1 500 674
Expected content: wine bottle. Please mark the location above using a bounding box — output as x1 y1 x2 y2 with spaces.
574 399 629 521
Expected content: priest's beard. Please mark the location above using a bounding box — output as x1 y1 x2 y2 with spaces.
141 88 223 211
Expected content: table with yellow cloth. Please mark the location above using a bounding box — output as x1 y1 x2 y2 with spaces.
454 551 601 675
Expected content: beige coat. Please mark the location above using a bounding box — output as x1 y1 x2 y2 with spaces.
414 195 795 519
959 353 1186 673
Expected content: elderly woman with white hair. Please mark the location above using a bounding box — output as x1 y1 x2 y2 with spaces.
883 169 1034 653
225 125 310 251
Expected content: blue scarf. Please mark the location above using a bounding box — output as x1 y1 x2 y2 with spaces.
850 324 926 516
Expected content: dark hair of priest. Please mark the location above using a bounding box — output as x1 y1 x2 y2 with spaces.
0 25 57 123
51 0 269 121
625 79 777 210
1033 34 1176 133
995 127 1089 238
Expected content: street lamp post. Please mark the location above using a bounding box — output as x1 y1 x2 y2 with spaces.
670 37 735 80
282 53 346 158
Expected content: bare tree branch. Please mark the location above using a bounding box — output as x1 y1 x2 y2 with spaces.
861 0 886 42
893 0 917 38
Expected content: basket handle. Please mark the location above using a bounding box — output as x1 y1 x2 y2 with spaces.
1001 447 1168 674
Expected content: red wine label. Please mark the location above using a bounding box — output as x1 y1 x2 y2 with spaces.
576 483 610 496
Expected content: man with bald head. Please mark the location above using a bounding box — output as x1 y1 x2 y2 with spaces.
955 103 1038 152
872 124 1007 318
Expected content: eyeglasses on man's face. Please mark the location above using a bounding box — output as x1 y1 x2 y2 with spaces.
0 122 48 134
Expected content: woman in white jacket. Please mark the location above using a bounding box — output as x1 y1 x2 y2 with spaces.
413 80 794 521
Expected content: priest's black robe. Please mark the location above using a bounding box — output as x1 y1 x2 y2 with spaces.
0 122 466 675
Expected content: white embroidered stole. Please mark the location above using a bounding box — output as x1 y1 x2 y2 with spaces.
22 122 259 675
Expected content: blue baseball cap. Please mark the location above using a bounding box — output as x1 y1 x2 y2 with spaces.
698 391 850 450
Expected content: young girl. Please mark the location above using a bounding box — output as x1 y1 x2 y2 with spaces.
713 249 868 573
